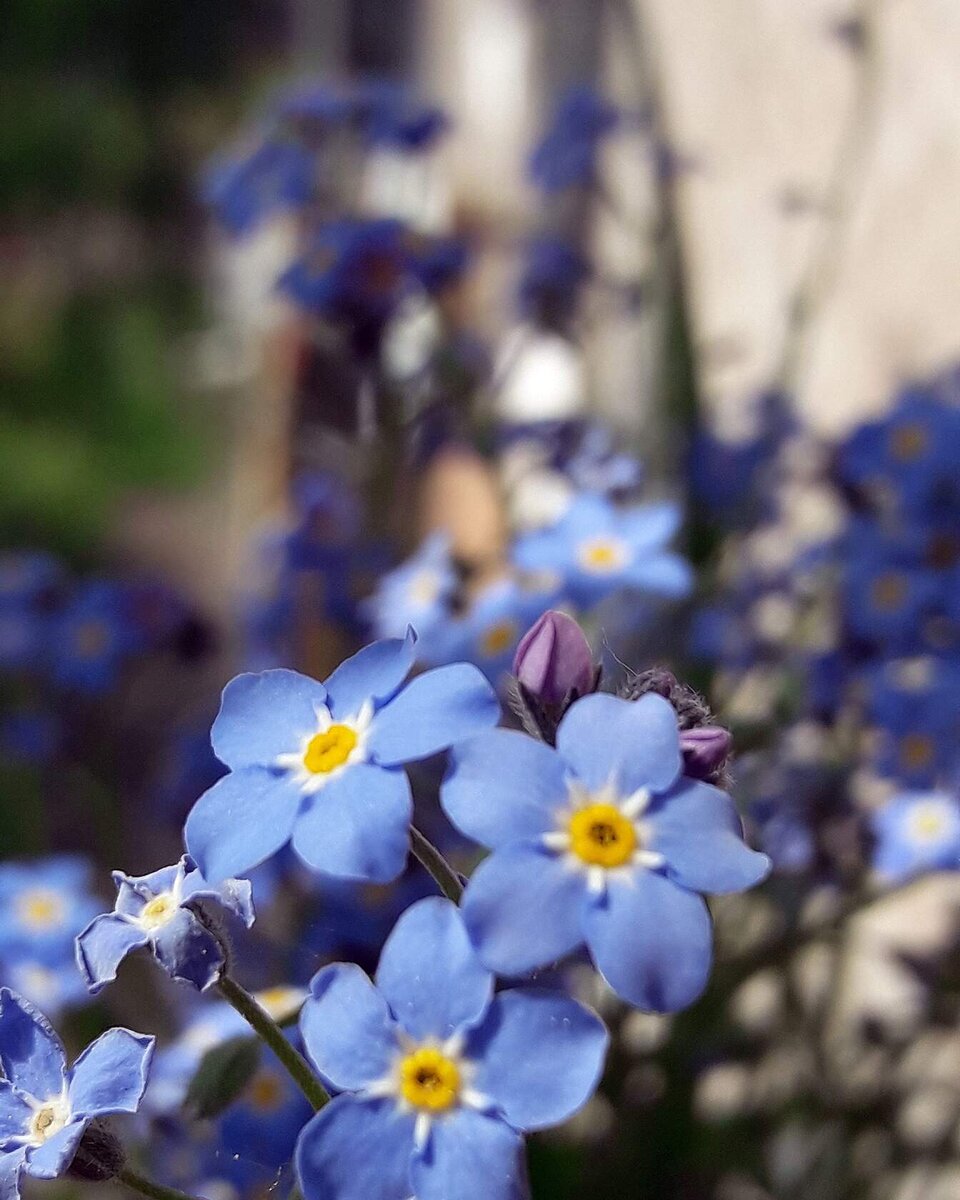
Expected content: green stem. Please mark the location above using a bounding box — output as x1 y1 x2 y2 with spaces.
117 1167 201 1200
409 826 464 903
217 974 329 1111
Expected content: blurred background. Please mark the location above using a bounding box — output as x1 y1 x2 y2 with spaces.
5 1 960 1198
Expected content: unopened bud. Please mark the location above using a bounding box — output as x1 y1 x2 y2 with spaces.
513 611 597 705
680 726 733 784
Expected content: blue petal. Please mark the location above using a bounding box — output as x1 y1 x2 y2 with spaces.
181 869 256 927
75 915 149 993
211 669 328 769
185 767 303 882
467 989 607 1131
324 631 417 720
291 764 411 883
295 1098 414 1200
367 665 501 767
556 692 681 795
68 1027 154 1118
0 1084 31 1142
647 780 771 894
0 990 65 1100
114 863 181 904
152 909 225 990
441 731 567 849
462 845 586 976
22 1123 84 1179
584 871 712 1011
411 1109 526 1200
375 898 491 1040
300 964 398 1092
618 501 682 548
622 553 693 598
0 1147 25 1200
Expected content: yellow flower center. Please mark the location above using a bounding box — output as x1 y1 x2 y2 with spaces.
869 572 908 612
909 804 948 842
899 733 935 772
568 803 638 868
30 1103 66 1143
578 538 626 574
399 1047 462 1112
16 889 65 931
247 1070 283 1112
478 620 517 658
303 724 358 774
889 424 927 462
140 893 175 929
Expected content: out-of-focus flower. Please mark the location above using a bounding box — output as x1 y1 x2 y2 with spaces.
514 493 691 610
871 791 960 884
513 609 597 706
0 857 100 965
358 81 449 153
866 660 960 787
0 989 153 1195
48 581 139 693
185 633 500 884
528 86 619 193
295 898 607 1200
76 856 255 994
517 235 590 328
204 138 314 238
364 534 456 645
442 692 769 1009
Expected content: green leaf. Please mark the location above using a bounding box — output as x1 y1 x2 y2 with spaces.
184 1035 262 1120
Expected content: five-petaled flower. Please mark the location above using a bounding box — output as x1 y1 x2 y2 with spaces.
871 790 960 884
441 691 770 1011
0 989 154 1198
185 631 500 884
295 898 607 1200
75 855 254 994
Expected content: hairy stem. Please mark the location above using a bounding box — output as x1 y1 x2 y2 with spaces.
410 825 464 903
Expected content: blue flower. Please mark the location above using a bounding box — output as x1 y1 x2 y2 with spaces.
528 86 619 193
0 857 100 966
0 954 92 1021
219 1046 313 1173
295 898 607 1200
0 989 153 1197
865 660 960 787
357 81 449 152
364 535 456 645
76 856 254 994
442 693 770 1010
513 493 692 611
517 235 590 326
203 138 314 237
48 581 139 694
0 552 61 608
185 632 500 884
871 790 960 883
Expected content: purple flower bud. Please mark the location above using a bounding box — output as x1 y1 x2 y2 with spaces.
513 611 597 706
680 725 733 783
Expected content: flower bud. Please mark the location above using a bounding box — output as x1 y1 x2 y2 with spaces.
68 1121 126 1182
680 726 733 784
513 611 597 705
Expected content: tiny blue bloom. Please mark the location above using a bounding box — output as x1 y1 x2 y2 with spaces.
0 989 153 1198
871 790 960 884
204 137 314 237
528 86 619 193
48 581 140 694
0 857 100 966
295 898 607 1200
442 693 770 1010
184 632 500 884
364 534 456 646
75 856 254 994
513 493 692 611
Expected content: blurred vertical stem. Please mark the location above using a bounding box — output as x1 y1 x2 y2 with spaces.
409 825 464 903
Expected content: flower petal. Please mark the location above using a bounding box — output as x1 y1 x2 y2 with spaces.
291 764 411 883
622 553 693 598
22 1123 84 1180
185 767 303 882
375 898 491 1041
556 692 681 795
0 1147 26 1200
647 780 771 894
441 731 567 849
461 845 586 976
367 665 501 767
75 915 150 994
181 870 256 928
300 964 398 1093
0 989 65 1100
211 669 328 769
466 989 607 1131
324 631 417 720
618 501 682 549
152 909 225 990
0 1084 31 1143
68 1028 155 1118
411 1109 526 1200
584 870 712 1011
295 1098 414 1200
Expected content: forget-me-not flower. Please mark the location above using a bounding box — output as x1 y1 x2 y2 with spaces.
871 790 960 884
364 534 456 647
0 989 153 1196
442 692 770 1011
0 857 100 966
295 898 607 1200
76 856 253 995
185 632 499 884
513 493 692 611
